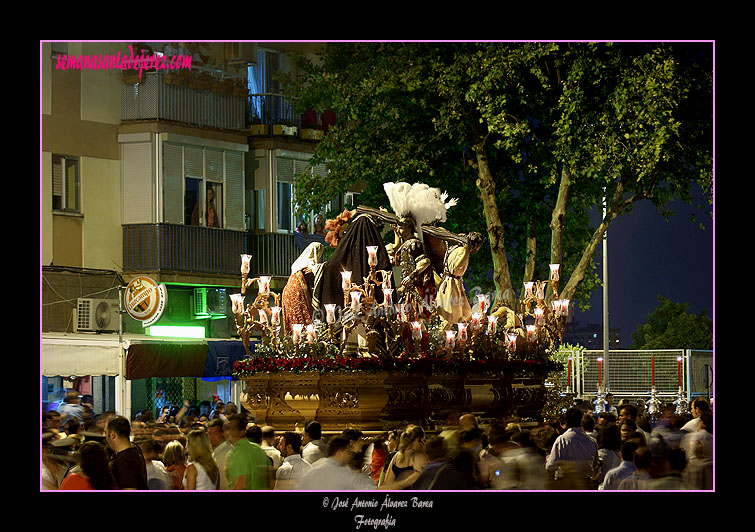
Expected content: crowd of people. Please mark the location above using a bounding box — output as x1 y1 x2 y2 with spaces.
41 392 713 491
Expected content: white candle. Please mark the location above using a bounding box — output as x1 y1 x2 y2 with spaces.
291 324 303 344
526 324 536 342
240 254 252 275
524 282 534 299
383 288 394 308
270 306 281 326
457 323 468 342
552 299 563 318
325 304 337 325
350 290 362 311
366 246 378 268
535 281 546 300
477 294 489 315
306 323 316 344
560 299 570 318
258 276 271 295
507 333 517 353
397 303 407 322
534 307 544 326
258 309 268 325
549 263 560 282
487 315 498 335
411 321 422 340
341 271 352 291
229 293 245 315
445 330 457 350
382 271 392 290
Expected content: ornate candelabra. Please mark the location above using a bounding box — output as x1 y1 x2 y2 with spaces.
231 255 281 357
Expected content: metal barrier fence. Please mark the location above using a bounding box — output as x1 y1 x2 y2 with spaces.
556 348 713 402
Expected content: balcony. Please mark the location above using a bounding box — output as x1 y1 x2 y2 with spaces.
121 70 247 131
123 224 302 279
247 93 335 140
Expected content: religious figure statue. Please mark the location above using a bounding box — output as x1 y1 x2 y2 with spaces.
435 232 485 328
281 242 326 335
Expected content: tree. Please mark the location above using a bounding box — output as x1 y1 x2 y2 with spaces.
281 42 712 314
631 295 713 349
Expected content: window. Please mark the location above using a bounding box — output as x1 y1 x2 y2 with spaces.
52 155 80 213
277 181 294 232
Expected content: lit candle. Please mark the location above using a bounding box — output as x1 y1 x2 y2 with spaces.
240 254 252 275
411 321 422 340
651 355 655 388
270 306 281 326
457 323 468 342
534 307 544 326
291 324 303 344
549 263 560 282
597 357 603 389
258 309 268 325
325 304 337 325
341 270 352 291
677 356 683 388
397 303 407 322
229 293 245 315
560 299 570 318
524 282 534 299
470 313 481 330
258 276 271 295
366 246 378 268
306 323 316 344
487 315 498 335
350 290 361 311
383 288 394 308
507 333 517 353
381 271 392 290
535 281 546 301
552 299 562 318
445 330 457 350
477 294 489 315
526 325 536 342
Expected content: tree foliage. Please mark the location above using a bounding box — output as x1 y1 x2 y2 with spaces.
631 295 713 349
281 42 712 314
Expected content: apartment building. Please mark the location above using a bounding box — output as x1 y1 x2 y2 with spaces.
41 41 344 418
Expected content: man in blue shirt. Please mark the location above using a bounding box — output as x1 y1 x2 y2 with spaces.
545 407 600 488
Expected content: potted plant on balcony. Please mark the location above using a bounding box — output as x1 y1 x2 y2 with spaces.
189 71 213 91
211 77 234 95
248 113 268 136
163 68 189 86
273 119 298 137
232 78 249 98
300 108 324 141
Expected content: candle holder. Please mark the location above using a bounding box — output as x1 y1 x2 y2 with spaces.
647 386 663 420
673 387 689 416
593 386 608 413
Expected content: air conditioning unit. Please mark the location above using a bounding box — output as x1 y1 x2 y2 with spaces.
76 298 120 332
193 288 227 318
225 42 257 65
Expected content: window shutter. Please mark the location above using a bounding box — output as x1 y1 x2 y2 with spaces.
52 156 63 198
276 157 293 182
225 151 244 230
162 143 183 224
184 145 203 178
122 142 153 224
206 149 224 182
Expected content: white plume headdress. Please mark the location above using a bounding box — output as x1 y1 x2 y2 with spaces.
383 181 458 234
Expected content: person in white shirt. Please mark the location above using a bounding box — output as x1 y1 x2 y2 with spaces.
137 439 172 490
681 397 710 432
301 420 327 465
297 436 378 490
261 426 283 471
600 440 639 490
274 431 311 490
546 407 600 488
207 418 233 490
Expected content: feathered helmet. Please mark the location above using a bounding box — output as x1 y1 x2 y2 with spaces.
383 182 457 240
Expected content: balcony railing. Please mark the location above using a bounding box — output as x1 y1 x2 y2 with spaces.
121 71 247 131
246 93 300 131
123 223 247 277
123 224 301 278
246 232 302 278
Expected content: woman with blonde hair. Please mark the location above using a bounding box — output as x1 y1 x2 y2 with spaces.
162 440 187 490
378 425 428 490
183 429 219 490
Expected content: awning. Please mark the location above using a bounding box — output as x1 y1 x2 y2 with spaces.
42 333 254 380
41 333 123 377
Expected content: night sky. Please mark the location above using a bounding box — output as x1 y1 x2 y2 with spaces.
571 184 714 347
